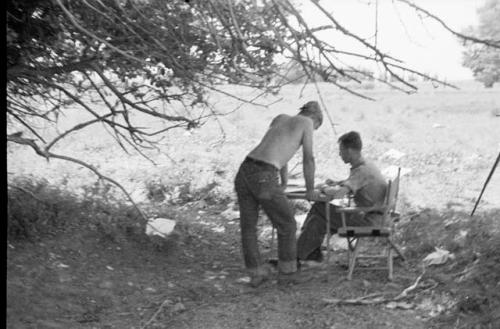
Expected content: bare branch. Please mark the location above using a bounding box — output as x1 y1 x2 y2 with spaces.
7 58 97 81
7 134 148 224
396 0 500 48
45 115 114 151
7 110 47 143
92 65 198 124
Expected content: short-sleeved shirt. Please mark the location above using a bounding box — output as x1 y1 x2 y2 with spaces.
341 160 387 208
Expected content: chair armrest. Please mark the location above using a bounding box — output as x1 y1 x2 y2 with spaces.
335 206 386 214
285 191 333 202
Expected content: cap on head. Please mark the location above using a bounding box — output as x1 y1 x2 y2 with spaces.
299 101 323 126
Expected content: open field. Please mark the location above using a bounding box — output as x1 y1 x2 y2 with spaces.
8 80 500 210
7 80 500 329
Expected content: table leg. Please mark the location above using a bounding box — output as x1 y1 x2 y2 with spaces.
325 201 330 280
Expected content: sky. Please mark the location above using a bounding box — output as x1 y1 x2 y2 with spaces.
297 0 486 81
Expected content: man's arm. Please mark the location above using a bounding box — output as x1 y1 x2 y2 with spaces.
280 163 288 188
322 185 350 199
325 178 344 186
301 120 318 200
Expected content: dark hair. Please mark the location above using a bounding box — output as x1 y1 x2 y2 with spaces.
338 131 362 150
298 101 323 126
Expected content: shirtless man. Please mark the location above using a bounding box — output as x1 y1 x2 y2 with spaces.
234 101 323 287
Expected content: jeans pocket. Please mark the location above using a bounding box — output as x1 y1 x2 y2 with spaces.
249 171 279 200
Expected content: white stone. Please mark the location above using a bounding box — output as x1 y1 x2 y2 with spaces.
146 218 176 238
422 247 455 266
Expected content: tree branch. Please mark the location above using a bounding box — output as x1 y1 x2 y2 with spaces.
7 134 148 224
396 0 500 48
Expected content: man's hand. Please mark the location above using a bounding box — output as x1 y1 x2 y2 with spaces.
323 185 342 196
325 178 339 186
306 190 322 201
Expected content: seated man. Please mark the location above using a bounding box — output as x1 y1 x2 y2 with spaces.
297 131 388 263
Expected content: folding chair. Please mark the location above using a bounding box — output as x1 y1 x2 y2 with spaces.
336 167 405 280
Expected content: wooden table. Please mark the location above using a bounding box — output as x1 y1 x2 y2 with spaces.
285 189 339 271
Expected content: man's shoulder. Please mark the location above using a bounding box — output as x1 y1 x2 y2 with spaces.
273 114 312 128
291 114 314 128
362 160 387 180
271 114 291 124
356 160 382 174
275 113 291 119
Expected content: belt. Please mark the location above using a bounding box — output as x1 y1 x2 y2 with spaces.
244 157 278 170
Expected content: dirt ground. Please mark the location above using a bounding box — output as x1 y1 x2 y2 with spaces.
7 201 437 329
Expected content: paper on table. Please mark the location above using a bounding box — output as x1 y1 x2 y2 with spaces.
285 186 306 194
285 188 344 205
329 199 344 206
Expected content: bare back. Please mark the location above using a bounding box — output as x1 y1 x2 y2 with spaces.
247 114 314 169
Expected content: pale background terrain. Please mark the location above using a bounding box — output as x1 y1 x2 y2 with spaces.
8 80 500 212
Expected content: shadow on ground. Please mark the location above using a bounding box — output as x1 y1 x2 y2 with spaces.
6 202 500 329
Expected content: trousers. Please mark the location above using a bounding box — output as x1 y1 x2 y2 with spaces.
234 157 297 274
297 202 382 260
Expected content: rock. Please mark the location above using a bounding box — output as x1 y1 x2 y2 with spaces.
422 247 455 266
146 218 176 238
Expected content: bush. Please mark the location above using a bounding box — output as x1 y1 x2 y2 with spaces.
399 208 500 328
7 176 82 240
7 176 143 242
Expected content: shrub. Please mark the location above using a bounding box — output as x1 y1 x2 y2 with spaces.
7 176 82 240
398 208 500 328
7 175 143 242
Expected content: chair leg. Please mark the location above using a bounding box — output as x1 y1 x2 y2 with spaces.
388 238 405 261
271 226 275 252
387 241 394 281
346 237 355 268
347 238 359 281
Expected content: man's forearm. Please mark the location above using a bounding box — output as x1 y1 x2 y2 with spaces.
303 157 315 192
280 164 288 187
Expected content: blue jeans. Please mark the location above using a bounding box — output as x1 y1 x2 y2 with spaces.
234 157 297 274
